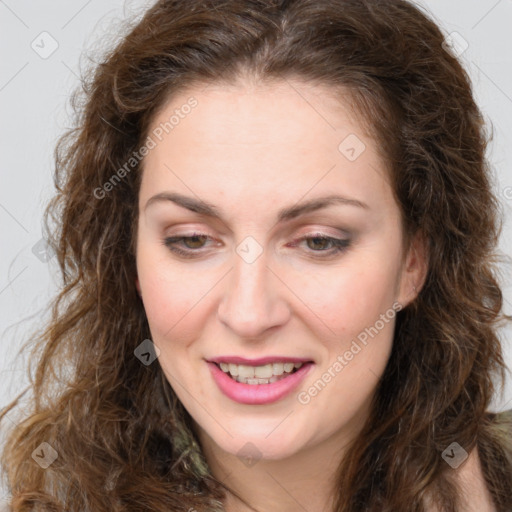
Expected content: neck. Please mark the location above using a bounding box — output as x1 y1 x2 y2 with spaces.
196 407 370 512
204 436 340 511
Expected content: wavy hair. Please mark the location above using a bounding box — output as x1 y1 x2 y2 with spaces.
1 0 511 510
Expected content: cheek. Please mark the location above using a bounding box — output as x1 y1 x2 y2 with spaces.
136 255 214 392
302 256 401 341
136 246 211 345
297 263 399 430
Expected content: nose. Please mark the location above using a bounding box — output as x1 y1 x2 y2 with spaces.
216 250 291 339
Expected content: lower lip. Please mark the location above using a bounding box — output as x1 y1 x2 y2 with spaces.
207 361 314 405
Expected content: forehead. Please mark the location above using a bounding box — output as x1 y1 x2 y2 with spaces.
149 79 365 150
139 79 395 221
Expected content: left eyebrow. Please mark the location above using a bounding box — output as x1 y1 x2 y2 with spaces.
143 192 370 221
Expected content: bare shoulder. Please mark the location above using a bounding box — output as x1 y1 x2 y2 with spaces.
454 446 496 512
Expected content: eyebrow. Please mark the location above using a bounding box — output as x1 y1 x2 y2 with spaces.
144 191 369 222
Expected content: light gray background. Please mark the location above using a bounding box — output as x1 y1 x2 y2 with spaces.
1 0 511 451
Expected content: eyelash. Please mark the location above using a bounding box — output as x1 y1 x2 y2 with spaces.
161 232 351 259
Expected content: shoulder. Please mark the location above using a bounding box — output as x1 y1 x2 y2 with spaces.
454 445 496 512
453 407 512 512
425 445 496 512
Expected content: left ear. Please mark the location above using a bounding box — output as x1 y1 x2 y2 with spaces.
396 229 429 308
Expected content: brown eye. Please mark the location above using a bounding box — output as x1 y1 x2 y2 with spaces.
306 236 333 251
181 235 208 249
293 234 351 258
161 233 215 258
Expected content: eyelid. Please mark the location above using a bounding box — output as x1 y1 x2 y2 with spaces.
288 232 351 253
161 230 352 259
163 226 350 245
295 225 352 239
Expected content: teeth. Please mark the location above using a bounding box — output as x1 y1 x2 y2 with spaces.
217 361 305 384
235 374 288 384
237 365 255 379
272 363 284 375
254 364 273 379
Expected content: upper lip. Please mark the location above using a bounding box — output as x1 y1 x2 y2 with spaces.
207 356 313 365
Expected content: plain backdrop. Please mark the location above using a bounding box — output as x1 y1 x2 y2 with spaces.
1 0 512 481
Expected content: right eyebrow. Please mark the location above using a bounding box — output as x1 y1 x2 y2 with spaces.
144 191 370 222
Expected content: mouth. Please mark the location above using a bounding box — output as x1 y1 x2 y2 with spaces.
206 356 315 405
213 361 306 385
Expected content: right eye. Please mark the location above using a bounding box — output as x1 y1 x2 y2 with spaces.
161 232 215 258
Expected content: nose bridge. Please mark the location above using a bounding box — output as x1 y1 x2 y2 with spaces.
217 244 289 337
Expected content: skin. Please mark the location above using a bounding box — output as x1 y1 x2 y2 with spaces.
133 77 488 511
426 448 496 512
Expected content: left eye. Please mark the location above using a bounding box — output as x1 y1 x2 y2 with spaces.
290 234 351 256
300 235 347 251
161 233 351 258
162 233 213 255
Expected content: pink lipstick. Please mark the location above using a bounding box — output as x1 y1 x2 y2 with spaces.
206 357 314 405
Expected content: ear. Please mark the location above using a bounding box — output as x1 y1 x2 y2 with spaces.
135 277 142 297
396 230 429 308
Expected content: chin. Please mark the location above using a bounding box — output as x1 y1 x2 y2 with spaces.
205 423 310 462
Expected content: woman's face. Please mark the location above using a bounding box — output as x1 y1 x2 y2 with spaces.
135 79 426 461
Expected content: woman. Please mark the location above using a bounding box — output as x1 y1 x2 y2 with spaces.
1 0 511 510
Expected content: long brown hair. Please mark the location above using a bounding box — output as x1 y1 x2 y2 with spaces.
1 0 511 510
